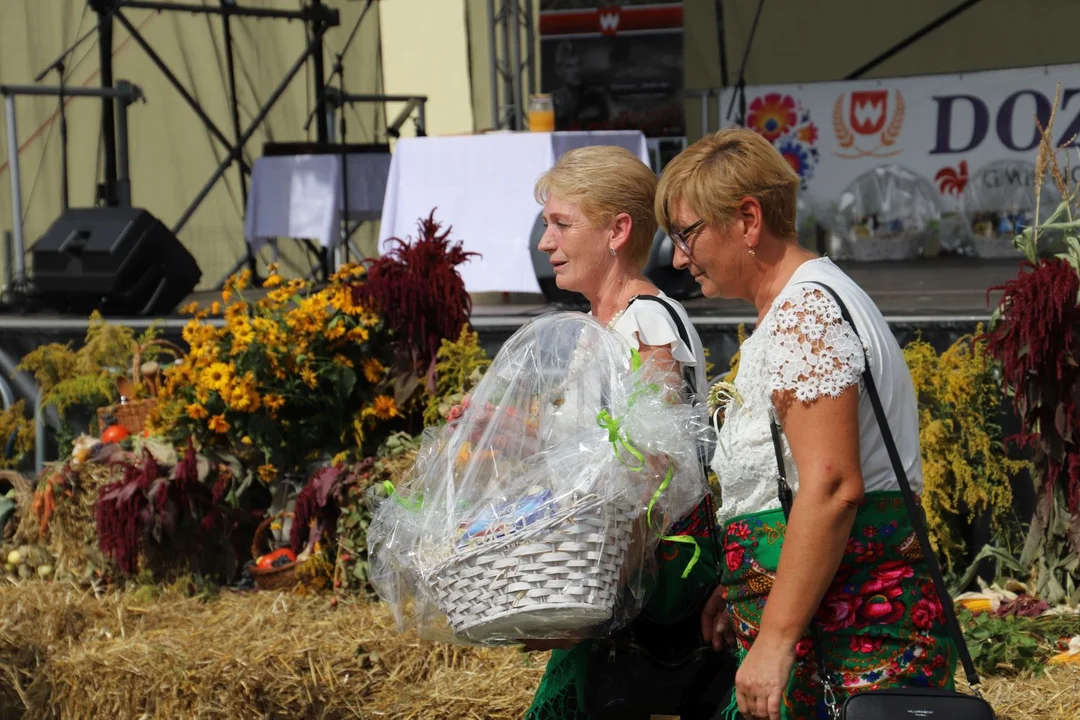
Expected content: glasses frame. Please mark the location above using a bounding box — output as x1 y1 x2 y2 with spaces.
670 218 705 257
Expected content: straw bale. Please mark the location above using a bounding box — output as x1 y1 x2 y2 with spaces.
0 582 1074 719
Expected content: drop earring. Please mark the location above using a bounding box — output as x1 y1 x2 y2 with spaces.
609 247 617 256
748 248 756 257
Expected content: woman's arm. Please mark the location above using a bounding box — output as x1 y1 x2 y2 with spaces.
734 388 865 719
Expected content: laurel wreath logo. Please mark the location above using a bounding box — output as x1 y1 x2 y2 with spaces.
832 90 904 159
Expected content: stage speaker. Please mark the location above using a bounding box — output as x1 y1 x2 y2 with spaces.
31 207 202 315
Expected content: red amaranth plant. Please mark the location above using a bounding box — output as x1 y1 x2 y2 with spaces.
353 210 478 375
986 258 1080 514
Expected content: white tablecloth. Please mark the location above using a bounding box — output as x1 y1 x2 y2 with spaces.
378 131 650 294
244 153 392 249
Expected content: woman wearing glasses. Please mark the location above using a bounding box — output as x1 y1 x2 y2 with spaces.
524 146 727 719
656 128 956 720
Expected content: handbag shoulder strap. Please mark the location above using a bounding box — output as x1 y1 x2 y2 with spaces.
768 280 980 689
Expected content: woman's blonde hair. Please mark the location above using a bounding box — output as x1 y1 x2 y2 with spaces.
655 128 799 239
535 146 658 268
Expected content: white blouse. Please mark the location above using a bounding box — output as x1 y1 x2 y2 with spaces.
711 258 922 524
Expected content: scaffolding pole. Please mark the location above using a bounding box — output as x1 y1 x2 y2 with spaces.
487 0 535 131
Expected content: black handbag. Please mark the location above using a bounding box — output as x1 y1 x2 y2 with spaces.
766 282 995 720
584 294 734 720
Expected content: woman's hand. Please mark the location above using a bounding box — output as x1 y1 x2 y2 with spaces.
735 634 796 720
700 586 734 651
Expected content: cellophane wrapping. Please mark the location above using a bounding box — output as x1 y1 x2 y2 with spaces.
368 312 712 646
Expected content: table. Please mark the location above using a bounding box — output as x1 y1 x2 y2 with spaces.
244 151 392 253
377 131 650 294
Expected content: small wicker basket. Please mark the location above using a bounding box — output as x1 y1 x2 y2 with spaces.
426 494 636 643
97 339 185 435
249 512 300 591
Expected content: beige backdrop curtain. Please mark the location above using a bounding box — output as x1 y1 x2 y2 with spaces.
0 0 384 290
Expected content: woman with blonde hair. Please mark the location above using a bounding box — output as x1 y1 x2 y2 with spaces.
523 145 731 719
655 128 958 719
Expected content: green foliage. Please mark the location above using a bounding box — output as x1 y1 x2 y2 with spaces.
335 432 422 594
16 312 146 453
961 610 1080 676
422 326 490 426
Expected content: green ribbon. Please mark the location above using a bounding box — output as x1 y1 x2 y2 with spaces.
595 409 646 471
646 465 701 579
596 354 702 580
383 480 423 510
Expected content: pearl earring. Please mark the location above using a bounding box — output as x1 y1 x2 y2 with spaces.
609 247 617 256
748 248 756 257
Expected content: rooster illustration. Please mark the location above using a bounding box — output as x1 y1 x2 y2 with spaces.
934 161 969 197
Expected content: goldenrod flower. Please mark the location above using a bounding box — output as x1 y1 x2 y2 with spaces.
208 414 230 434
362 358 385 383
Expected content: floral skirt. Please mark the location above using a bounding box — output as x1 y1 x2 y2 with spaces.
721 492 957 720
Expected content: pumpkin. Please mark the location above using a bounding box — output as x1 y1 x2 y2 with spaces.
256 548 296 571
101 424 130 444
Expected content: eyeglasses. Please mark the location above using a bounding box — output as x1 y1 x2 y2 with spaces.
670 219 705 256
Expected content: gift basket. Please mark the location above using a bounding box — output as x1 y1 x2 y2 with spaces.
960 159 1065 259
827 165 943 261
368 312 711 646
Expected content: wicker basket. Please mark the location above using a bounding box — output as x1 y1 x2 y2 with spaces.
249 512 300 591
426 494 636 643
96 339 185 435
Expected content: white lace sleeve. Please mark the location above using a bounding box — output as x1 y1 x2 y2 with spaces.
764 285 866 403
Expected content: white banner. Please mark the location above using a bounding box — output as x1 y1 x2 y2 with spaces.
718 64 1080 259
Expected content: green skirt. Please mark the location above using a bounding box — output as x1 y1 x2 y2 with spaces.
525 499 720 720
721 492 957 720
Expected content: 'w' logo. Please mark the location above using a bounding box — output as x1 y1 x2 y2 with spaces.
598 9 620 35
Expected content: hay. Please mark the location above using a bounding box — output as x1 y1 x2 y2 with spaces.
0 583 1073 719
0 583 544 719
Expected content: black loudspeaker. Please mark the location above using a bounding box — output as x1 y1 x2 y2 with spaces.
31 207 202 315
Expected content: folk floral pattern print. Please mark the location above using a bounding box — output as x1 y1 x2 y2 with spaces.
721 492 956 720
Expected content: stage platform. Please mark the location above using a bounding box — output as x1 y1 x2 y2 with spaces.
0 257 1022 397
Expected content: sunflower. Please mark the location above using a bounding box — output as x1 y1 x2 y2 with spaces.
363 395 399 421
362 358 385 384
208 414 230 434
200 362 234 392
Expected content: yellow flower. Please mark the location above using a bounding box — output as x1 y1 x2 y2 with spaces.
200 362 234 392
331 451 350 466
328 286 365 316
180 301 200 315
264 394 286 412
185 403 208 420
263 273 284 288
258 464 277 482
208 414 230 434
326 323 347 341
362 358 385 384
210 301 221 315
241 436 253 445
301 367 318 388
362 395 399 421
333 354 354 368
222 288 233 304
348 326 370 343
